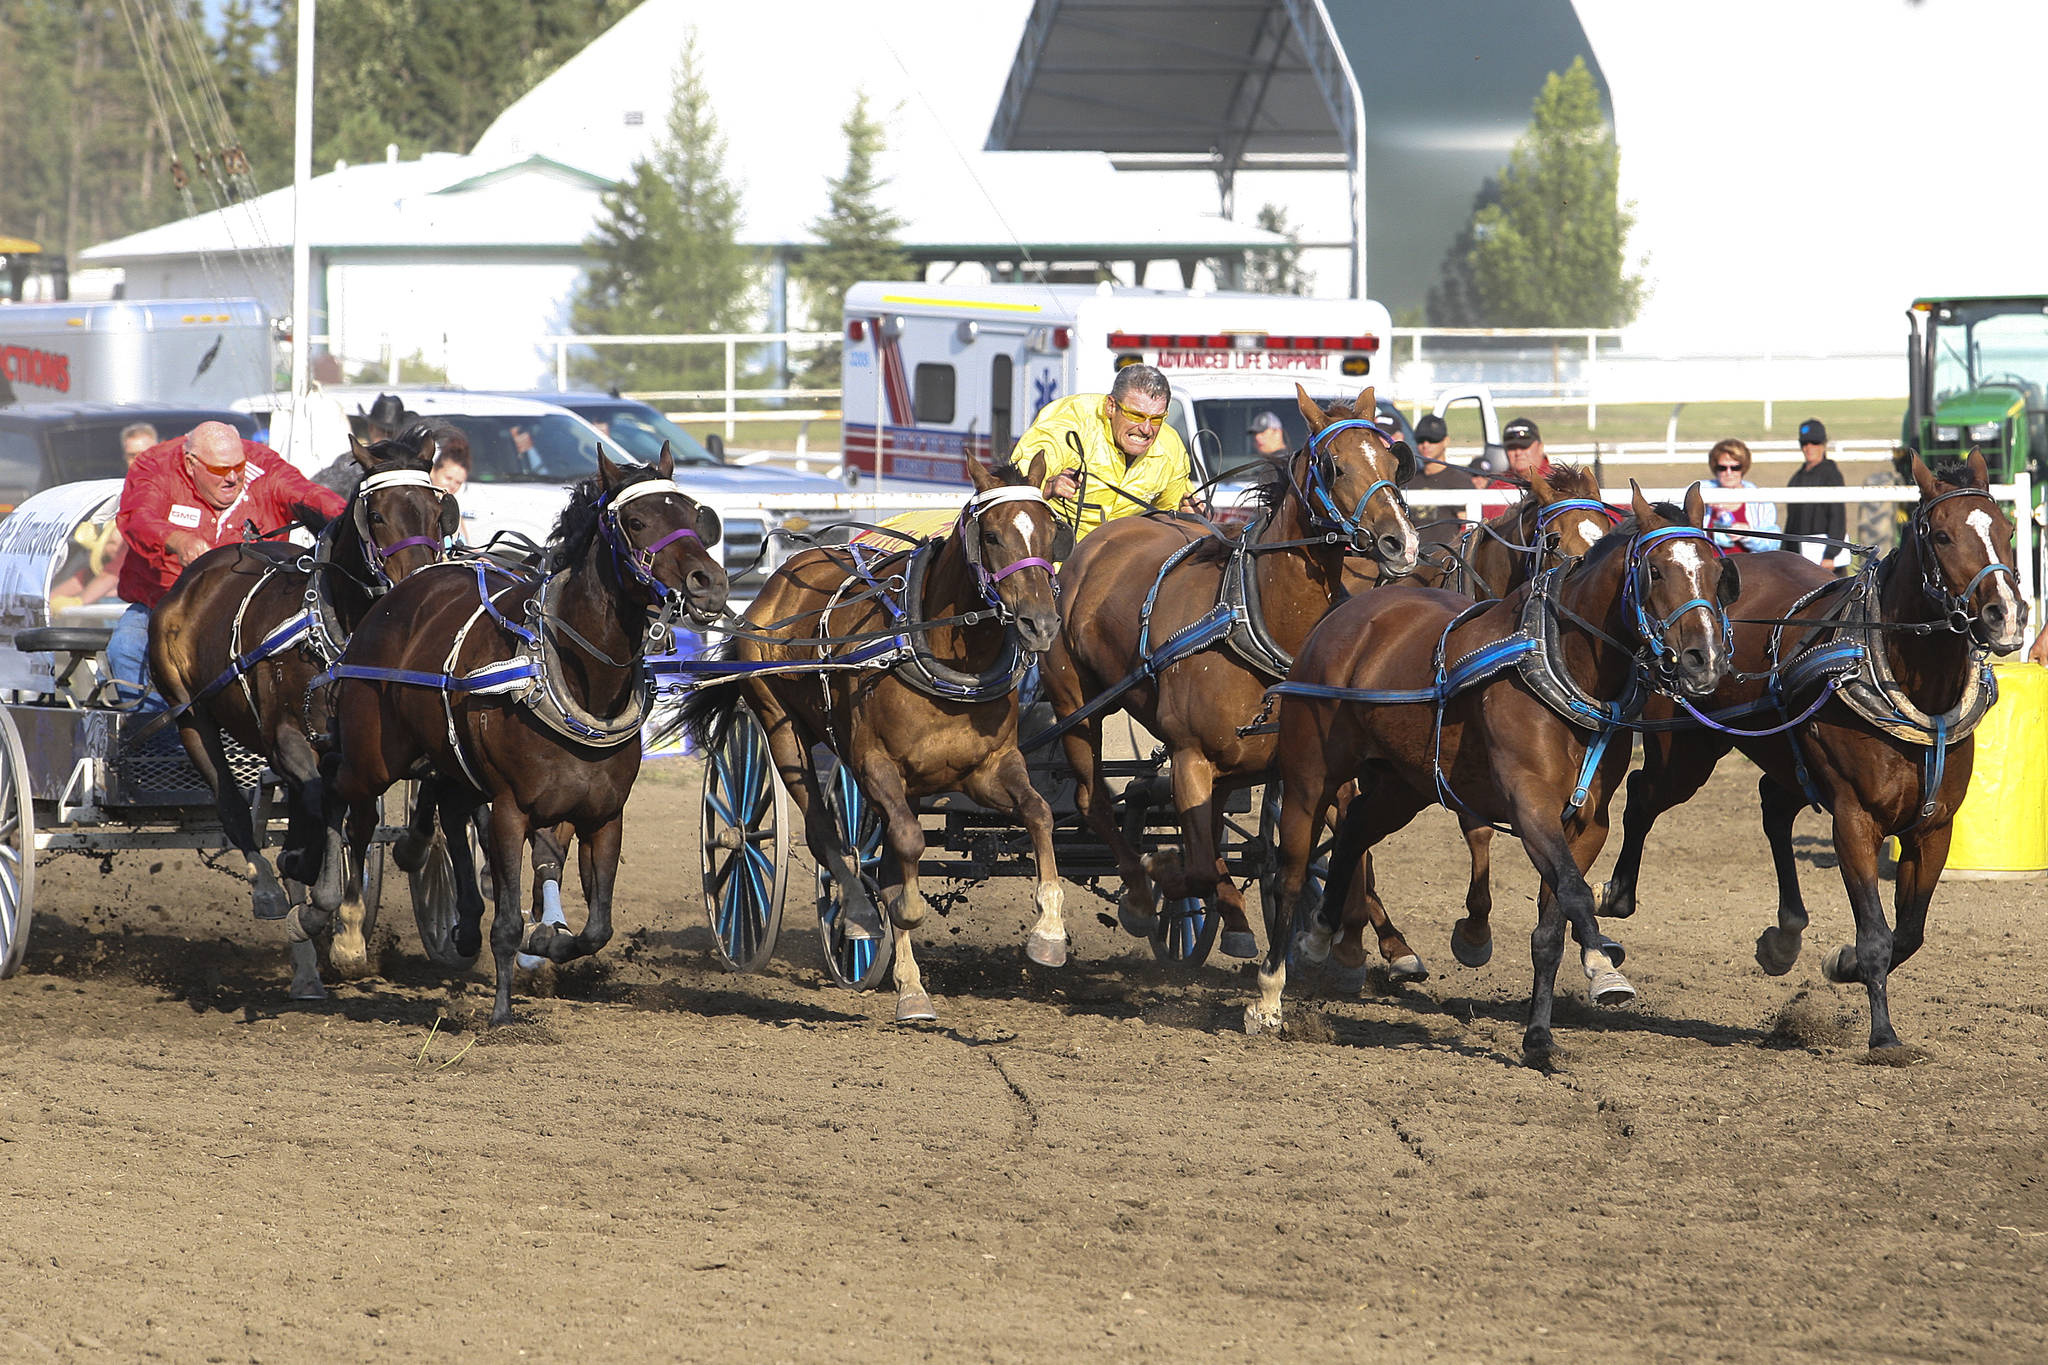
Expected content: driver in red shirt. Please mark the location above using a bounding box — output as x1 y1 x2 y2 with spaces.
107 421 347 708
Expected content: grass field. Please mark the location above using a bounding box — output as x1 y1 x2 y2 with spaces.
669 398 1911 455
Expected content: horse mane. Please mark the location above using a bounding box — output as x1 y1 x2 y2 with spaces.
545 461 666 573
1543 462 1600 498
1927 456 1979 489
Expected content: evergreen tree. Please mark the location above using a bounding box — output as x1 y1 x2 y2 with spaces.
569 34 753 395
795 92 913 383
1238 203 1313 296
1460 58 1644 327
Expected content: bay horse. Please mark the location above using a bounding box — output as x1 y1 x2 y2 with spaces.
680 455 1062 1023
1252 483 1737 1064
1041 386 1420 962
149 430 454 998
309 447 728 1026
1595 452 2027 1055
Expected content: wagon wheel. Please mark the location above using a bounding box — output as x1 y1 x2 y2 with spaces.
407 783 477 969
700 706 788 972
815 756 894 991
1148 806 1252 974
1259 785 1333 961
0 706 35 979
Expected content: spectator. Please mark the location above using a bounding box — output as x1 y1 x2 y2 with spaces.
361 392 410 445
1702 438 1781 553
1784 417 1846 572
1248 411 1289 460
1408 413 1472 491
119 422 158 467
2030 624 2048 667
510 421 544 474
1481 417 1553 518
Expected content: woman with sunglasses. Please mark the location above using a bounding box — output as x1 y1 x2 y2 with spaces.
107 421 347 709
1702 437 1781 555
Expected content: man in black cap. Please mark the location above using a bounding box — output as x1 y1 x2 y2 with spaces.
1248 410 1289 460
1483 416 1552 517
1784 417 1845 571
1408 413 1472 490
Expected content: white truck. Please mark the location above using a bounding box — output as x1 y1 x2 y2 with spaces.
841 281 1502 502
0 298 274 410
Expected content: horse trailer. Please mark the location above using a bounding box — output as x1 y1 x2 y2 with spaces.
0 298 275 410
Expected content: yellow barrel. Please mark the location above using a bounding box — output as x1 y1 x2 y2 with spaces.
1946 662 2048 879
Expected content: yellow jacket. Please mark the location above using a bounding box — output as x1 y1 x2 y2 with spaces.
1013 393 1195 542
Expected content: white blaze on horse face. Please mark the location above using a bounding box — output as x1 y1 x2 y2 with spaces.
1664 540 1720 637
1008 507 1038 555
1964 507 2020 617
1575 515 1607 549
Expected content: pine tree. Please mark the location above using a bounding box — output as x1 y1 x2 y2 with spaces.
1461 58 1644 327
797 91 913 358
1239 203 1313 296
569 34 753 395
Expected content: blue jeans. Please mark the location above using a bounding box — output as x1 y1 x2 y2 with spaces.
106 600 164 712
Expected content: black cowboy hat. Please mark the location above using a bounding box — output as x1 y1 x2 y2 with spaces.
365 392 409 429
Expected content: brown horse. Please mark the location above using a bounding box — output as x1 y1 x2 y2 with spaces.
1595 452 2027 1055
680 455 1063 1023
149 430 454 998
1042 385 1420 962
1252 483 1737 1063
310 447 728 1025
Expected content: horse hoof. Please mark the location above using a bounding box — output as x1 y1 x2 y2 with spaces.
1324 964 1369 996
1587 965 1637 1007
453 924 483 961
1755 927 1803 977
1450 919 1493 969
1024 932 1068 968
515 952 547 973
288 977 328 1002
1243 1003 1283 1035
1822 945 1859 984
1296 924 1333 964
895 993 938 1024
842 901 884 941
1118 900 1159 939
253 884 291 922
1386 954 1428 982
287 939 324 1001
328 932 370 979
391 831 432 874
1596 879 1636 919
1219 930 1258 960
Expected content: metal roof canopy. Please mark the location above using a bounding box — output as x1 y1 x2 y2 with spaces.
987 0 1364 291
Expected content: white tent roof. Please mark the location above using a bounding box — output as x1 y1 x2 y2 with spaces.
83 0 1279 268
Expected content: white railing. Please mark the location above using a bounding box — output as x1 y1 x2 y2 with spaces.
1400 479 2039 626
536 330 840 441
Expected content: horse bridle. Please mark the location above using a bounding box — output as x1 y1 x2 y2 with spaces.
596 476 712 610
955 484 1058 618
1295 418 1407 556
1908 484 2021 637
353 467 449 591
1621 524 1734 680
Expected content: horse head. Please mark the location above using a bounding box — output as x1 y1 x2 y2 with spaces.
964 451 1061 654
1527 464 1619 572
1614 480 1737 698
1290 384 1419 577
1906 449 2027 653
595 443 730 626
347 431 455 589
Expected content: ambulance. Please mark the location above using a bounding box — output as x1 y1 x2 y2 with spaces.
0 297 274 410
841 281 1429 500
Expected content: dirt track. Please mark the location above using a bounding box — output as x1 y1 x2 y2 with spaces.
2 757 2045 1362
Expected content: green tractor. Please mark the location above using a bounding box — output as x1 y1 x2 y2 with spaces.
1905 294 2048 489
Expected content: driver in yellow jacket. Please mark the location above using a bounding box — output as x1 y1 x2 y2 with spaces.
1017 365 1206 543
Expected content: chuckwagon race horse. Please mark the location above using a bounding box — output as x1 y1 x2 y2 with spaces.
1042 387 1420 961
309 448 728 1025
1254 484 1738 1063
1595 452 2027 1055
149 430 454 997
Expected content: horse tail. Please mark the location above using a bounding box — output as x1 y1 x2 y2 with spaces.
676 636 745 752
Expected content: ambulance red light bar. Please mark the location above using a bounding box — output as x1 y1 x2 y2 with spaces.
1107 331 1379 353
846 319 866 341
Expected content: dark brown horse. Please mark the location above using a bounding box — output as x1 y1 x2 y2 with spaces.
1595 452 2027 1055
310 447 728 1025
150 430 454 998
1252 483 1737 1063
1042 386 1419 962
680 455 1063 1023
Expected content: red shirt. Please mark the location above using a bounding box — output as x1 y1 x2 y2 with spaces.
1480 459 1553 521
115 436 347 608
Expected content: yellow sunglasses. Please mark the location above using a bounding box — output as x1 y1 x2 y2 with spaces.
1110 398 1168 428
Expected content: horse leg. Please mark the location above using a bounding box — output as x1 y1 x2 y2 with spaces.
516 824 571 975
963 746 1066 967
1450 823 1496 968
181 719 292 924
1317 784 1424 978
756 699 883 940
436 787 489 963
1817 803 1905 1053
1160 752 1241 956
1888 817 1952 972
391 779 440 873
1301 780 1429 977
858 764 936 1023
1754 776 1813 976
1059 716 1157 937
524 818 615 965
483 799 533 1026
1512 795 1629 1066
1246 758 1348 1034
272 724 371 982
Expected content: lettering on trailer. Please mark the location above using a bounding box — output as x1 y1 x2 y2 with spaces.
1152 349 1329 373
1 344 71 392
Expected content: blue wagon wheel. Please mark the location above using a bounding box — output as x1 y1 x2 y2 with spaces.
0 706 36 980
815 757 894 991
700 706 789 973
1149 891 1223 971
405 784 476 969
1259 786 1332 957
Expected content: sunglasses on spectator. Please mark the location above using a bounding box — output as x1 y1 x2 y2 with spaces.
1111 398 1168 428
188 454 246 478
1713 463 1744 472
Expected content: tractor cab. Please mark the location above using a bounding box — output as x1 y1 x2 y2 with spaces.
1906 295 2048 490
